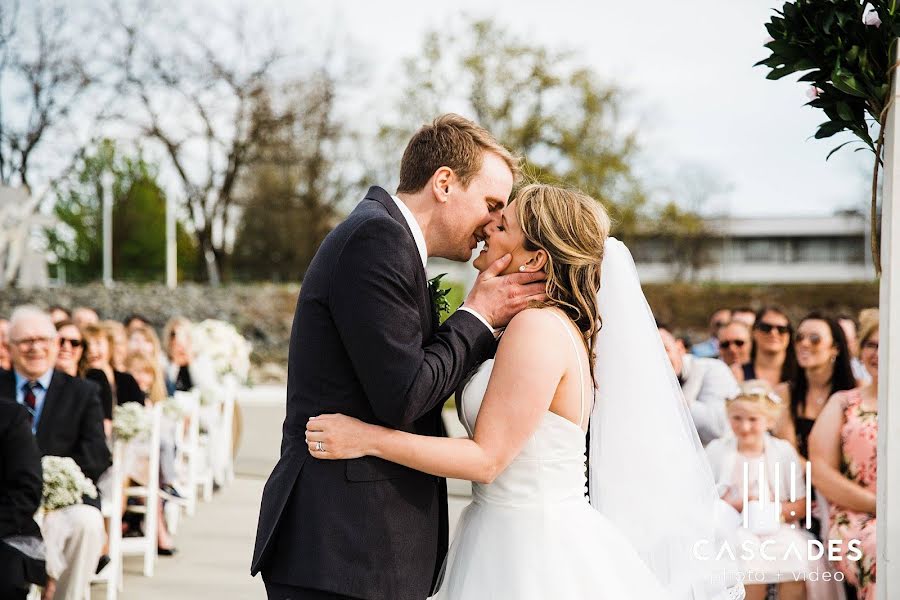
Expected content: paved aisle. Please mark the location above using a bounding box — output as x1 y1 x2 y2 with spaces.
93 477 266 599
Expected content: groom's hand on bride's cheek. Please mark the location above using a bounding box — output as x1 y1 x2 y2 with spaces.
463 254 547 329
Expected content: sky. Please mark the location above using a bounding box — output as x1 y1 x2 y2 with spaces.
269 0 873 218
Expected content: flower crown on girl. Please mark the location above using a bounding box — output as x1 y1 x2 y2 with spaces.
725 379 784 417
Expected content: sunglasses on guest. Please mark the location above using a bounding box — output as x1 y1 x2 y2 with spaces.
719 339 747 350
58 337 83 348
794 332 824 346
755 322 790 335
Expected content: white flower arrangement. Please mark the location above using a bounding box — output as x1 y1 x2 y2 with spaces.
41 456 97 511
162 393 189 420
113 401 151 442
190 319 252 384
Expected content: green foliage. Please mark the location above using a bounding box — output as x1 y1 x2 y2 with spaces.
47 140 198 283
380 17 648 238
757 0 897 153
756 1 893 273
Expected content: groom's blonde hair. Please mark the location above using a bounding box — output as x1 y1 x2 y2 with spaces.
397 114 520 194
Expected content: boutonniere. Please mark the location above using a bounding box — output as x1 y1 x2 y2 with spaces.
428 273 451 322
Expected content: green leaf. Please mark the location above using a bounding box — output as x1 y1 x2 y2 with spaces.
831 72 869 98
826 140 856 160
814 120 849 139
836 101 855 121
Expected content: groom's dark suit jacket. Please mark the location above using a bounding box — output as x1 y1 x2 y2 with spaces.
252 186 496 600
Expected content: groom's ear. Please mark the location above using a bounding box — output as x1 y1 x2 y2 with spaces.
431 166 454 202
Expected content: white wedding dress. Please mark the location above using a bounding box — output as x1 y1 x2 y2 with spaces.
430 313 671 599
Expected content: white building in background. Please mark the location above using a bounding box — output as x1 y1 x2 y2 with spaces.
429 211 875 289
0 185 55 289
632 212 875 284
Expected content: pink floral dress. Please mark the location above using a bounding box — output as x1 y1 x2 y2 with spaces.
828 389 877 599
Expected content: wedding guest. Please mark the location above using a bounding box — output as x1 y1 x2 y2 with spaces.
659 323 738 445
0 306 110 600
692 308 731 358
48 306 70 326
773 313 856 460
0 401 46 600
129 324 166 367
83 324 144 436
72 307 99 329
103 320 129 372
717 320 752 370
731 307 757 328
838 314 871 386
123 353 178 555
706 380 833 600
54 321 85 378
123 313 153 334
738 306 797 387
0 318 11 370
809 309 879 600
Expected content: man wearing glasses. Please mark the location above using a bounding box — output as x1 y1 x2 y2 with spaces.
0 305 110 600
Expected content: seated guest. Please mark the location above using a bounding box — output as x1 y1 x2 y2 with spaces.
123 313 153 334
0 317 10 370
124 353 178 555
0 306 110 600
54 321 85 378
731 306 757 328
838 313 871 386
737 306 797 387
707 380 841 600
0 401 46 600
71 307 99 329
48 306 70 327
659 323 738 445
717 320 752 371
809 309 879 600
103 320 129 372
83 324 144 437
129 324 166 369
692 308 731 359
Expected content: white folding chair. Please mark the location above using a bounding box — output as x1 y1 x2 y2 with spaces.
172 390 203 516
88 441 125 599
119 402 162 577
220 376 237 485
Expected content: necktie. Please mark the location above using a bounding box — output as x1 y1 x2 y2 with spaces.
23 380 39 423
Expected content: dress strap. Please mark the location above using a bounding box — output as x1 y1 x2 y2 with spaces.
548 310 588 429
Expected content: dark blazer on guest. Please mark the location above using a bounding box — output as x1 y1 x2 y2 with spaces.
0 369 111 509
84 368 144 420
0 401 42 538
252 186 496 600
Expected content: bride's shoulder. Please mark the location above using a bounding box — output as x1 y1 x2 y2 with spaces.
500 308 569 349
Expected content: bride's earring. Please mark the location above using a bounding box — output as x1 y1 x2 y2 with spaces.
518 266 526 272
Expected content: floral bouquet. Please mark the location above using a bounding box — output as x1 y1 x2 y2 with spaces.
190 319 252 384
162 393 190 420
41 456 97 511
113 401 150 442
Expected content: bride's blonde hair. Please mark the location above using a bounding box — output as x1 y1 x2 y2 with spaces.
513 184 611 379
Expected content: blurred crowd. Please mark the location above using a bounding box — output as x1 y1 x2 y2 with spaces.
662 306 879 600
1 304 227 600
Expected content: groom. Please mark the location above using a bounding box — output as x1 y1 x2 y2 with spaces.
252 114 545 600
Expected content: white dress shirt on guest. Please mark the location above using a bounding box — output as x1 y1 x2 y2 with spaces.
679 354 740 446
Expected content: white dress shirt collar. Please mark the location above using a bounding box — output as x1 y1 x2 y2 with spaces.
390 194 427 269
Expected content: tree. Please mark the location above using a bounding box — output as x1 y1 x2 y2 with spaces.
375 18 648 235
111 3 291 284
0 0 94 191
47 140 197 283
232 72 351 281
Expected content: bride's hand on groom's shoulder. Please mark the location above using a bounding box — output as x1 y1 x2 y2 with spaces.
464 253 547 329
306 414 376 460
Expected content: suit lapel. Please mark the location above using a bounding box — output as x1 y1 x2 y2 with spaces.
364 186 433 337
36 370 66 447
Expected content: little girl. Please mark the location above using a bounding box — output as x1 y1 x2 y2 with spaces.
706 380 843 600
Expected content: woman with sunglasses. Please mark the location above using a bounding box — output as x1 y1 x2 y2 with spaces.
54 320 86 377
809 308 879 600
736 307 798 387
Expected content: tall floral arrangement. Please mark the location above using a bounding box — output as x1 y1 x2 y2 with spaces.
191 319 252 383
757 0 898 274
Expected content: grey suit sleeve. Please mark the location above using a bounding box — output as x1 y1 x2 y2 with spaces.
690 359 739 445
330 218 495 428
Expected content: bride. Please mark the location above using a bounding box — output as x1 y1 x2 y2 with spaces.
305 184 744 600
